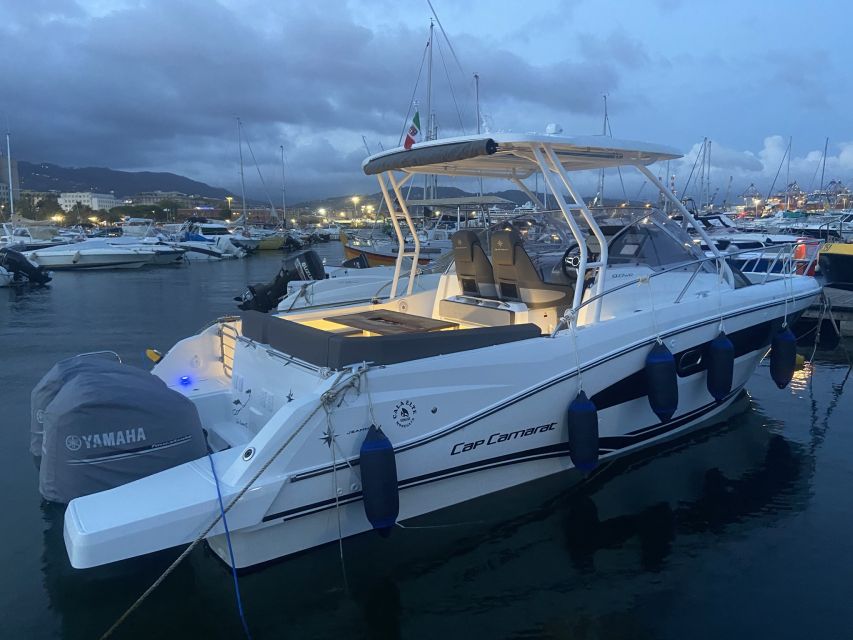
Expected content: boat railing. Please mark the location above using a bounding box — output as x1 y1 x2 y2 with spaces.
213 316 241 378
554 239 819 335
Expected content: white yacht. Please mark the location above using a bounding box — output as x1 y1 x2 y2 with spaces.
179 219 249 257
24 240 157 270
43 133 819 570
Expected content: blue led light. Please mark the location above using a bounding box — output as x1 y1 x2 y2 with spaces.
179 375 191 386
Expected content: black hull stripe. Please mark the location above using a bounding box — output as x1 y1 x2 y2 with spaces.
261 385 742 524
290 294 810 483
391 291 814 453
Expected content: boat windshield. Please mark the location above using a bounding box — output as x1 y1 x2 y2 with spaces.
476 207 712 282
198 225 231 236
605 208 709 270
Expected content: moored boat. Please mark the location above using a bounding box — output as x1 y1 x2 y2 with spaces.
818 241 853 285
39 132 819 571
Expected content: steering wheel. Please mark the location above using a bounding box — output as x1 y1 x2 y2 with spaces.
561 245 581 278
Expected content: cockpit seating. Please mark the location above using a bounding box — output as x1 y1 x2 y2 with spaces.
451 230 498 298
490 229 574 311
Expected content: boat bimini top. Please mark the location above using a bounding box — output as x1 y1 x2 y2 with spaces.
362 132 733 321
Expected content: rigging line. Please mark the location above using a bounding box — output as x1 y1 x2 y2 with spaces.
434 34 466 132
679 139 704 200
207 452 252 639
766 138 790 201
398 41 430 146
325 408 350 593
807 141 826 193
243 132 278 213
99 371 356 640
426 0 465 77
566 310 585 391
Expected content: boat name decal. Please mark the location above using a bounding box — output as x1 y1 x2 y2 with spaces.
65 428 147 451
451 422 557 455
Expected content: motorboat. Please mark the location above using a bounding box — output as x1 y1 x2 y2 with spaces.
0 224 73 251
341 229 435 267
690 213 820 275
817 241 853 286
178 219 249 257
24 238 160 270
104 237 186 266
170 239 228 261
189 219 259 253
42 133 820 570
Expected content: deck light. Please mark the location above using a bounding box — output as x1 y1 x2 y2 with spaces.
179 375 191 386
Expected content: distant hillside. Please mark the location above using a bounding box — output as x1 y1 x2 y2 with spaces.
293 187 534 211
18 161 231 199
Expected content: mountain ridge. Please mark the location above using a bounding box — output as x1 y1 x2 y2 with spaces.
18 161 232 199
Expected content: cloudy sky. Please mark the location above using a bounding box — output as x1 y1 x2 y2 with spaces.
3 0 852 203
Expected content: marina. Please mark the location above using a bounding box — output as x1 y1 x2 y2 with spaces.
2 244 852 638
5 1 853 638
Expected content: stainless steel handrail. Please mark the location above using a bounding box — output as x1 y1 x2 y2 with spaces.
552 240 818 336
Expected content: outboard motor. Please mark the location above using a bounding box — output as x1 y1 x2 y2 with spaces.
282 235 303 252
33 357 207 503
0 247 52 285
235 249 326 312
341 253 370 269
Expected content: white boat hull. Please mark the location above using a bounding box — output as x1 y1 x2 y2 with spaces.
63 274 819 569
25 248 152 270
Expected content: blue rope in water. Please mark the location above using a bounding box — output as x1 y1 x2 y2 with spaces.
207 452 252 639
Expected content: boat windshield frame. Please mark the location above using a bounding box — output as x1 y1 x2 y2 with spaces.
364 133 732 323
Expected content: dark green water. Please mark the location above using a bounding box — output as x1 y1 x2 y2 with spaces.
2 248 851 639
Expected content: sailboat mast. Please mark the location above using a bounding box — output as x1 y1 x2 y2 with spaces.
597 95 606 205
474 73 481 134
237 117 248 224
475 73 483 198
280 145 287 229
785 137 791 210
820 136 828 193
707 139 712 210
425 20 434 200
5 129 14 221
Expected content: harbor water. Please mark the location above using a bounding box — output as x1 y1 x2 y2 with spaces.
2 245 852 639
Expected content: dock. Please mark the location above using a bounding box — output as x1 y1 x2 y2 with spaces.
804 285 853 336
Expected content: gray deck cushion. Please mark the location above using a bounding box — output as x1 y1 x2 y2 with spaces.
451 230 498 298
241 310 541 368
490 229 574 310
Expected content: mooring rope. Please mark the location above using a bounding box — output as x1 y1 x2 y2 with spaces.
100 370 360 639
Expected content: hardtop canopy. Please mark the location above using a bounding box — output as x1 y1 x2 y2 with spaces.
362 133 682 179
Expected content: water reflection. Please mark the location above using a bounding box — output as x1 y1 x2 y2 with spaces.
30 316 852 638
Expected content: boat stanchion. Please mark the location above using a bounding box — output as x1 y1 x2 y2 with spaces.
567 390 599 472
645 341 678 422
359 424 399 537
706 331 734 401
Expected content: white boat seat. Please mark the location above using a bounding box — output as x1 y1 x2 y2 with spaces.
452 230 498 298
490 229 574 312
438 297 515 326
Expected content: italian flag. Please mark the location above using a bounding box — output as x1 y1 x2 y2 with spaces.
404 111 420 149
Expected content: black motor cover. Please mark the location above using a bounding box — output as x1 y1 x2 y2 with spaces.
235 249 325 312
341 253 370 269
0 247 52 285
